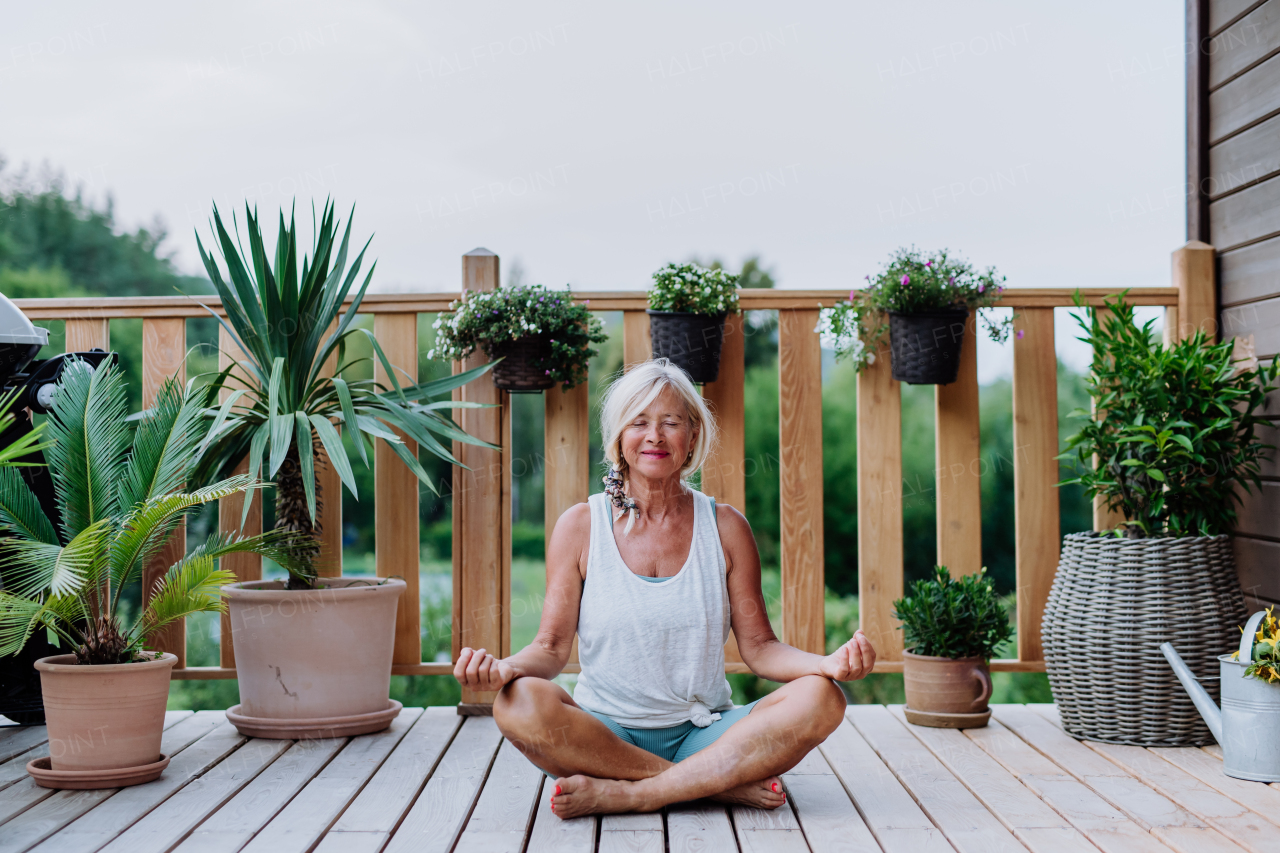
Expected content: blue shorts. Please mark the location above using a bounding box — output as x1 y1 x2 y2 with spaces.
537 700 761 778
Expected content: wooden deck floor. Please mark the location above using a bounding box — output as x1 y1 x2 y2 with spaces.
0 703 1275 852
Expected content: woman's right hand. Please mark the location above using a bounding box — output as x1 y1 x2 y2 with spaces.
453 647 516 692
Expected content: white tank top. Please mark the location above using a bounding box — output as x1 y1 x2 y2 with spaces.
573 489 734 728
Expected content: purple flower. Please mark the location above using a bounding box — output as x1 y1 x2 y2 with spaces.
925 261 933 268
1016 329 1025 340
977 283 984 293
545 369 551 375
849 290 857 301
901 274 910 286
539 296 545 301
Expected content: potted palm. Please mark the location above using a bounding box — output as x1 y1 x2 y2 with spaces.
1045 292 1279 745
646 262 739 383
192 201 496 738
893 566 1012 728
0 361 299 789
816 247 1009 384
429 283 605 392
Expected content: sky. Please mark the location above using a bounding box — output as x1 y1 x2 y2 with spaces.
0 1 1187 379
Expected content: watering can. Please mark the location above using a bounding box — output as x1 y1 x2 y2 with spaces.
1161 610 1280 782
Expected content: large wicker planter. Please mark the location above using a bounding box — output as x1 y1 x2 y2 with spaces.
1042 532 1247 746
647 311 726 383
887 307 968 385
488 335 556 393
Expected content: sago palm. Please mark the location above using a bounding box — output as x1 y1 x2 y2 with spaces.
0 359 306 665
191 201 495 589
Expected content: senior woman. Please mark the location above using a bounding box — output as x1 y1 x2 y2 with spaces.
454 359 876 819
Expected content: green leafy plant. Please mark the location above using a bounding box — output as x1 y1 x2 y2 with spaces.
191 201 496 587
817 247 1009 371
648 262 740 315
1238 607 1280 683
428 283 606 389
892 565 1013 660
1059 292 1279 537
0 389 52 468
0 360 304 665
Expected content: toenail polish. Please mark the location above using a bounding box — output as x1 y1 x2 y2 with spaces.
772 782 779 792
554 784 562 796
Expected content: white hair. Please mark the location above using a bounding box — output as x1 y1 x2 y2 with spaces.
600 359 718 531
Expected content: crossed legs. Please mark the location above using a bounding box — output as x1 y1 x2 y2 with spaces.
493 674 847 819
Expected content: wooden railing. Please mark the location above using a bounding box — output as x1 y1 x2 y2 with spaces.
13 242 1215 689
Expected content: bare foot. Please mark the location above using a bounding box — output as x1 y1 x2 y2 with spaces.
710 776 786 809
550 775 648 819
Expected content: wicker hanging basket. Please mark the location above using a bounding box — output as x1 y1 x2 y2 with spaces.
488 335 556 393
1042 532 1247 746
647 311 726 384
888 307 968 385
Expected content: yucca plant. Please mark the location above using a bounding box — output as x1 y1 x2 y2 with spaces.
192 201 496 588
0 360 305 665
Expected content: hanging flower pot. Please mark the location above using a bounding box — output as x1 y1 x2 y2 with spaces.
430 284 606 393
489 334 556 393
646 262 740 384
647 310 727 384
888 306 969 385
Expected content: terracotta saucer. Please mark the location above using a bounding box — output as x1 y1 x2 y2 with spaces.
226 699 403 739
903 707 992 729
27 754 170 789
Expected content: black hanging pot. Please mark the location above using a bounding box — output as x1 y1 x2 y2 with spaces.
488 334 556 393
646 311 726 384
888 306 969 385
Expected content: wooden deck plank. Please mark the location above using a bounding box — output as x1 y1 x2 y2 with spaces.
597 827 664 853
1152 746 1280 825
0 711 207 830
666 802 735 853
524 784 596 853
240 709 423 853
381 716 504 853
90 738 292 853
782 772 881 852
847 706 1026 853
1087 741 1275 852
320 706 461 851
991 707 1236 853
172 737 348 853
0 713 191 772
454 739 544 853
15 716 237 853
733 795 810 852
885 707 1093 853
820 715 954 852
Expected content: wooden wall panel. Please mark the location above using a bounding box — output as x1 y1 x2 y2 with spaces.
1209 0 1280 88
1212 0 1268 34
217 327 261 669
1209 50 1280 143
857 350 903 661
1011 309 1059 663
1209 173 1280 250
777 310 825 655
1234 479 1280 537
141 318 186 666
453 250 509 707
1222 293 1280 354
1207 112 1280 199
622 311 652 370
1235 535 1280 604
1219 234 1280 305
934 311 982 577
374 313 421 667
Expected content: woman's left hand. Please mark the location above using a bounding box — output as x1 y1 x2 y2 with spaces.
819 629 877 681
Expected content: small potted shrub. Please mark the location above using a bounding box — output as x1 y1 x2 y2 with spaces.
1045 292 1279 746
0 361 297 788
816 247 1009 384
430 283 605 392
892 565 1012 728
193 201 494 739
646 262 740 383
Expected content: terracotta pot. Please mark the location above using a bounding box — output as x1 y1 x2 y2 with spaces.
903 650 992 715
34 652 176 772
225 577 405 736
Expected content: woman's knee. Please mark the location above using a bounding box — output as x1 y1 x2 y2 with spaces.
792 674 847 736
493 677 566 735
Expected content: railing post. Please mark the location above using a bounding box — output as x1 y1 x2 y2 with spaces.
623 311 652 370
65 318 108 353
857 345 903 662
1012 309 1059 663
453 249 510 711
374 313 421 667
778 309 825 655
217 327 261 670
934 310 982 577
141 318 186 666
1172 240 1217 342
544 381 589 667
